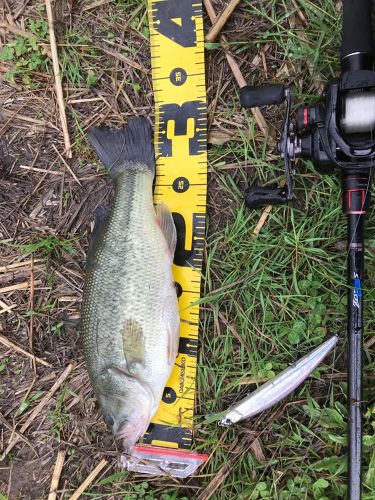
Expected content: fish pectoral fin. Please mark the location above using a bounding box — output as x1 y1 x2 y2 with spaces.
122 318 145 374
107 365 134 379
167 323 179 366
156 203 177 256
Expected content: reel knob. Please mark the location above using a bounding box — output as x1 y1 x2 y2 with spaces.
244 186 289 209
240 84 286 108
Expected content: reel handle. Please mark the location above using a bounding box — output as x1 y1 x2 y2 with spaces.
240 84 286 108
244 186 288 209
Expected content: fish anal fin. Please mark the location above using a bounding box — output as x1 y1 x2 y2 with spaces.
156 203 177 255
122 318 145 373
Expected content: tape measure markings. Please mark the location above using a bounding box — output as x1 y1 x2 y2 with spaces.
146 0 207 449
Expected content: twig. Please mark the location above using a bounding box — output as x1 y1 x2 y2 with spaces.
291 0 308 26
19 165 64 176
2 364 74 459
52 144 81 185
0 334 51 367
0 299 16 314
0 258 42 273
45 0 72 158
69 459 108 500
203 0 268 135
206 0 241 43
0 412 36 454
48 450 67 500
67 97 103 104
252 205 273 236
14 0 31 20
101 45 148 73
1 109 59 130
0 280 41 294
82 0 113 11
27 256 35 366
225 51 247 88
218 311 252 352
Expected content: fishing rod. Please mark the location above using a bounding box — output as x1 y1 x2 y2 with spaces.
239 1 374 498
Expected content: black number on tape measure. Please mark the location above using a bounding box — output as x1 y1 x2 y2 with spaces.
173 176 190 193
162 387 177 404
173 212 205 267
152 0 196 48
144 423 192 449
158 101 206 156
179 337 198 356
175 281 183 297
170 67 187 86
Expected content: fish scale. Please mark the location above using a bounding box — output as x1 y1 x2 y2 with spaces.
82 170 175 379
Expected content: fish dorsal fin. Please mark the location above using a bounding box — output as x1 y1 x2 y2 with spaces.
122 318 145 374
86 205 111 266
156 203 177 255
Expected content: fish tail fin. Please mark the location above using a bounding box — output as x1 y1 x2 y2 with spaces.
88 117 155 178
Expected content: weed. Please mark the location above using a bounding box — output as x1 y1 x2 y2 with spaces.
60 31 99 87
130 16 149 38
0 19 50 86
18 391 45 416
49 386 70 442
1 235 76 259
0 358 9 373
50 321 64 336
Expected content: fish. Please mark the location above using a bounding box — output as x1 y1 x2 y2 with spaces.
80 117 180 450
218 335 338 426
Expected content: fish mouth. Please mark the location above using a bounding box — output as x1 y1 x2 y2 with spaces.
115 422 139 440
115 417 149 450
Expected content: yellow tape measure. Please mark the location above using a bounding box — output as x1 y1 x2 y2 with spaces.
144 0 207 450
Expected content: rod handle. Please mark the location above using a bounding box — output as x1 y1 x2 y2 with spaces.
341 0 373 66
240 84 286 108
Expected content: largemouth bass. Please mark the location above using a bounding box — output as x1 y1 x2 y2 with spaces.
80 117 180 450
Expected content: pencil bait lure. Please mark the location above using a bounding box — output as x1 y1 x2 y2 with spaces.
218 336 338 426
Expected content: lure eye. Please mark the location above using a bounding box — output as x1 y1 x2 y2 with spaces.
103 414 114 427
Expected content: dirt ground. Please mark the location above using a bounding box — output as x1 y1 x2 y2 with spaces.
1 1 374 499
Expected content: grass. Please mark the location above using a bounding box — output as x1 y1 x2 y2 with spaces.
0 0 374 498
1 235 76 259
194 1 375 497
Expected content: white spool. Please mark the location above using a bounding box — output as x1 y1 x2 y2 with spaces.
341 91 375 134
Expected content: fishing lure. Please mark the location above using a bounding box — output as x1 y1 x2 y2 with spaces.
219 336 338 426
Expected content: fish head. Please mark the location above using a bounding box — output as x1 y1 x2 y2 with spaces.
97 365 155 451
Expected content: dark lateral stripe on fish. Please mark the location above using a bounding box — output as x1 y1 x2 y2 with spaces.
88 117 155 176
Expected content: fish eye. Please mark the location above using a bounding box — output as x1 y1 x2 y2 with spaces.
103 414 114 427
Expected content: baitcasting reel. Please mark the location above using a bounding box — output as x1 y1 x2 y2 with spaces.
241 66 375 212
